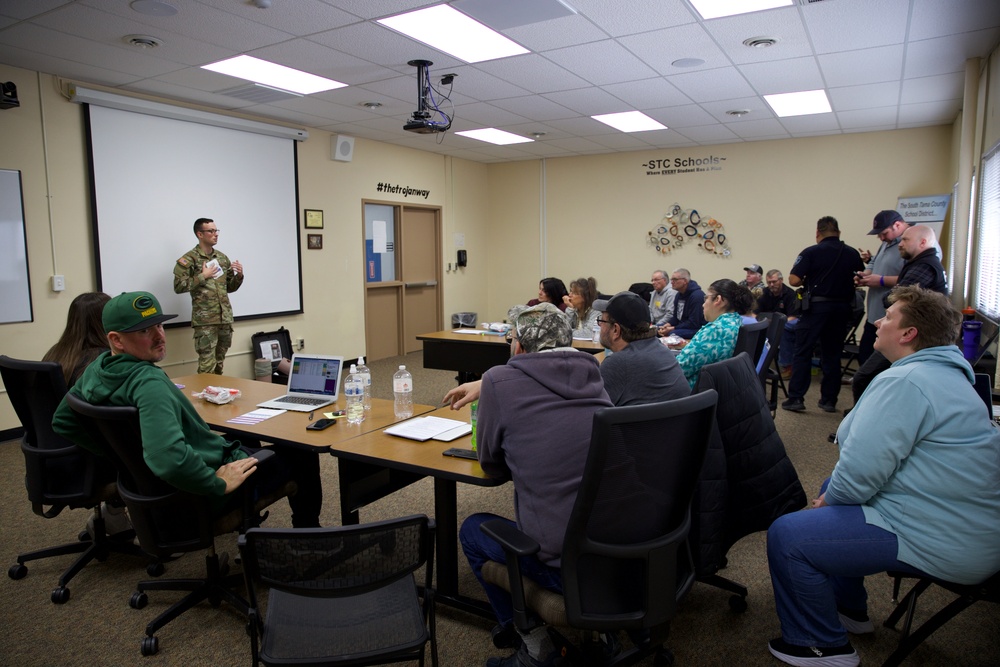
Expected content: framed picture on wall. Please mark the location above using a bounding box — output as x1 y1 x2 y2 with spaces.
304 209 324 229
307 234 323 250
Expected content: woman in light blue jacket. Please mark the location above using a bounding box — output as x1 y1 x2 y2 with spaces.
766 286 1000 667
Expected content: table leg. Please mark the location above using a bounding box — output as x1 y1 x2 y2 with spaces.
433 478 493 618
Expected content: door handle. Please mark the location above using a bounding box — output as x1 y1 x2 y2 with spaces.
405 281 438 287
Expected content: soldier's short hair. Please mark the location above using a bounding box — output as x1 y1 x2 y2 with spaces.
194 218 214 234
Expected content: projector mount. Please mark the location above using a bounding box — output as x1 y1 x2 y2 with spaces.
404 59 453 134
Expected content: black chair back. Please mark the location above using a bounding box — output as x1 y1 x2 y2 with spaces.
758 312 787 381
0 355 112 515
64 394 215 556
974 373 994 421
561 390 717 630
733 319 769 367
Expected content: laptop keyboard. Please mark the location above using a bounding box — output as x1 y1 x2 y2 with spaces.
274 396 328 405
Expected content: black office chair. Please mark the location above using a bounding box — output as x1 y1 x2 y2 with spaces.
840 289 866 376
756 313 788 414
480 391 718 666
733 319 769 369
0 355 147 604
880 377 998 667
238 515 438 667
64 393 293 656
692 354 807 611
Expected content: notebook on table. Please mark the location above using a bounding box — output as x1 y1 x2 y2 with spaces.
256 354 344 412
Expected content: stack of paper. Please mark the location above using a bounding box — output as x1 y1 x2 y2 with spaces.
384 416 472 442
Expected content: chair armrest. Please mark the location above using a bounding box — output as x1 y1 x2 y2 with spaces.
481 518 540 557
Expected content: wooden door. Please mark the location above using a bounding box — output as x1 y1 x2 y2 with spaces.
401 206 441 353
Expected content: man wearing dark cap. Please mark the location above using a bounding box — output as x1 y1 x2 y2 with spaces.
595 291 689 406
741 263 765 303
782 217 865 413
854 210 910 363
459 302 612 667
53 291 322 526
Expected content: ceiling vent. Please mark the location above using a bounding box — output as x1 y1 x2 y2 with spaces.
218 83 301 104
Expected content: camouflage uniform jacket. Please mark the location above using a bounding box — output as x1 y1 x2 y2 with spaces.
173 245 244 326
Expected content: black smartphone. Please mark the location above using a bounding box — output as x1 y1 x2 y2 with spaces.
442 447 477 460
306 418 337 431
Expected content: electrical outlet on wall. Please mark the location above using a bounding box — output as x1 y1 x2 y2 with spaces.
296 338 305 350
51 275 66 292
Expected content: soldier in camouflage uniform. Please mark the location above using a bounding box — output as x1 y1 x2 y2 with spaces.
173 218 244 374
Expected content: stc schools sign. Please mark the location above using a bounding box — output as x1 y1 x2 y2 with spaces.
642 155 726 176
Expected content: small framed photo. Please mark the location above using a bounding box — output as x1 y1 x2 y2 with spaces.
304 209 324 229
307 234 323 250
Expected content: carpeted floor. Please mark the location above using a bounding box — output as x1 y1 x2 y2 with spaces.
0 352 996 666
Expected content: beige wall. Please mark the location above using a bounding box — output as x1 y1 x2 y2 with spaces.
485 128 953 320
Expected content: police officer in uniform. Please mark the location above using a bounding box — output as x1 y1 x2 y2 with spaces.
782 216 864 413
173 218 244 374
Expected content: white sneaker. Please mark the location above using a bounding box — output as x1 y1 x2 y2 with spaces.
85 502 133 539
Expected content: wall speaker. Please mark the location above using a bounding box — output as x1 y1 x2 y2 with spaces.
332 135 354 162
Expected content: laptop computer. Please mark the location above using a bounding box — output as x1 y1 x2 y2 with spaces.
256 354 344 412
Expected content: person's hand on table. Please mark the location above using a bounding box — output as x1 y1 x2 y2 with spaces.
216 457 258 493
657 323 674 337
443 380 482 410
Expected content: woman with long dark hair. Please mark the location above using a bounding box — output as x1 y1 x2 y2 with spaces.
527 277 569 312
676 278 753 388
43 292 111 386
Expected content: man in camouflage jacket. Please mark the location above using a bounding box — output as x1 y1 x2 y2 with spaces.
173 218 244 374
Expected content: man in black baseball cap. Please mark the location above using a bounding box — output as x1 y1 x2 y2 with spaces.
595 291 689 405
856 210 911 364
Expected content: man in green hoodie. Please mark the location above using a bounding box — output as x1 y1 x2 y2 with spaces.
52 291 321 526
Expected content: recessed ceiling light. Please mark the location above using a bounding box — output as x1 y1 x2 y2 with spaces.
377 5 529 64
764 89 832 117
129 0 177 17
362 101 383 109
726 109 751 117
689 0 792 20
743 36 778 48
530 131 547 138
201 55 347 95
591 111 667 133
672 58 706 68
123 34 163 49
456 128 534 145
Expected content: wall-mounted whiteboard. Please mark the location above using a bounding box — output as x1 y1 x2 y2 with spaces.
0 169 33 325
85 104 302 325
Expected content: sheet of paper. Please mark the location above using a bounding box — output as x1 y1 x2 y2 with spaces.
384 415 470 441
373 219 387 253
227 408 285 425
434 423 472 442
452 328 503 335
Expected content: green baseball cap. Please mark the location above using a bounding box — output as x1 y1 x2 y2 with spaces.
103 291 177 334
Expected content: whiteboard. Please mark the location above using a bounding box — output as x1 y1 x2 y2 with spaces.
86 105 302 325
0 169 32 324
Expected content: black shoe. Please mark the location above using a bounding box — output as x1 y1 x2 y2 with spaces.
818 399 837 413
486 644 559 667
782 398 806 412
767 637 859 667
492 623 521 649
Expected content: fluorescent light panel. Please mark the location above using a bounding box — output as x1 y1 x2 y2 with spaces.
456 128 534 145
764 89 832 117
689 0 793 20
202 55 347 95
378 5 529 64
591 111 667 133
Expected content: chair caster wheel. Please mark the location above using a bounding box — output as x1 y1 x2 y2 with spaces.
141 636 159 656
729 594 748 612
79 529 92 542
147 562 165 577
51 586 70 604
8 563 27 580
654 647 675 666
130 591 148 609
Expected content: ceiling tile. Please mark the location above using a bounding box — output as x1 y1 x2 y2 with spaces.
666 66 756 103
818 45 904 87
738 56 824 95
542 40 659 87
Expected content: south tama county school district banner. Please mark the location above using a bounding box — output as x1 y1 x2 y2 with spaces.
897 194 950 223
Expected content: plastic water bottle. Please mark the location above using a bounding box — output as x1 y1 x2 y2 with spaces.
393 365 413 419
356 356 372 411
345 364 365 425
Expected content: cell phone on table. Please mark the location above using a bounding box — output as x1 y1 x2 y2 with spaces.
306 418 337 431
442 447 478 460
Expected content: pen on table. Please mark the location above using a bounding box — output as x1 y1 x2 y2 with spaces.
308 411 314 421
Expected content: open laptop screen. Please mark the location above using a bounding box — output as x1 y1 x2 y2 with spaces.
288 356 341 396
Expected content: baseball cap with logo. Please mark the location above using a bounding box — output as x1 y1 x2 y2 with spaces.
868 210 905 235
594 291 651 331
103 291 177 334
744 264 763 275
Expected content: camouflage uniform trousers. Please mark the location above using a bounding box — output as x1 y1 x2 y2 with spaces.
193 324 233 374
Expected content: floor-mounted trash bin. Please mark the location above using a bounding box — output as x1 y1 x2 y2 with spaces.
452 312 477 328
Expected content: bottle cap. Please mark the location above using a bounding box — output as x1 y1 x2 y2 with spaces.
399 365 406 370
358 356 365 365
349 364 357 373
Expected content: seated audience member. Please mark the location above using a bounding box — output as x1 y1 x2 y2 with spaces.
459 302 612 667
676 279 753 389
657 269 707 339
766 286 1000 667
43 291 112 387
562 276 600 337
527 277 569 312
648 269 676 328
755 269 801 378
594 291 689 405
740 263 766 303
52 291 323 527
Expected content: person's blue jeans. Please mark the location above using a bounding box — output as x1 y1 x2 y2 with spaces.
460 512 564 626
778 319 798 368
767 480 926 647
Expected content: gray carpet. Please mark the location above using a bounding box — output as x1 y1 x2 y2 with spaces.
0 352 996 666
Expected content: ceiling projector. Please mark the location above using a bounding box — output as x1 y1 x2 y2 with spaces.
404 59 451 134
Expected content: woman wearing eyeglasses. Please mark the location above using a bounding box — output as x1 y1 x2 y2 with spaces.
676 278 754 389
562 276 599 337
